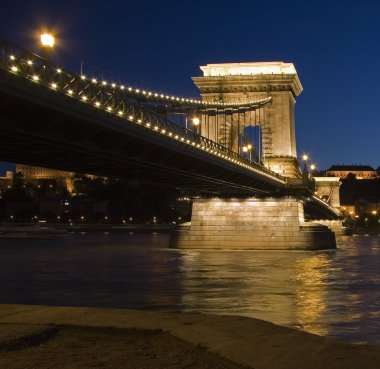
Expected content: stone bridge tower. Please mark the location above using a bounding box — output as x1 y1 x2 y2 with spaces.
192 62 303 178
172 62 337 251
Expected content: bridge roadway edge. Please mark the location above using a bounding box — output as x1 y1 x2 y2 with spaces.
0 304 378 369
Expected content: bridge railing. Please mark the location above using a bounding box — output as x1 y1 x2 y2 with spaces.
0 38 286 184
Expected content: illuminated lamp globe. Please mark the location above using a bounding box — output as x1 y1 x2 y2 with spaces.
247 144 252 150
242 146 248 152
310 164 316 171
40 33 55 48
302 154 308 161
192 117 200 126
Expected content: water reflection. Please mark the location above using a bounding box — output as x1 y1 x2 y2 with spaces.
0 233 380 344
179 250 298 324
293 255 330 336
179 250 334 337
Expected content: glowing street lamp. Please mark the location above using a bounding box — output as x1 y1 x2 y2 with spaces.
301 154 309 174
40 33 55 61
192 117 200 134
310 164 316 175
242 145 250 161
40 33 55 48
247 144 252 163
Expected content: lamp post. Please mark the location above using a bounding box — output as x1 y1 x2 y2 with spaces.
40 33 55 60
301 154 309 183
192 117 200 134
247 144 252 163
242 144 253 164
302 154 308 172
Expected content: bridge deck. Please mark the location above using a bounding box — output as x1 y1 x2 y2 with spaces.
0 69 285 195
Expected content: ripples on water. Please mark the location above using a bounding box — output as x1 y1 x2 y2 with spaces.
0 233 379 344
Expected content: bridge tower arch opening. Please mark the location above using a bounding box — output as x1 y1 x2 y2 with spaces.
237 124 261 162
192 62 303 178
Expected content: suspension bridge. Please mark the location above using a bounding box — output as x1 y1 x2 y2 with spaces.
0 38 341 249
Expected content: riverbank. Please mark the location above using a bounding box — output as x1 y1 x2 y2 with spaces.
353 227 380 235
4 222 380 236
0 222 175 237
0 304 379 369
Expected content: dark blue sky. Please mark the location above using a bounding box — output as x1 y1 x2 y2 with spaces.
1 0 380 173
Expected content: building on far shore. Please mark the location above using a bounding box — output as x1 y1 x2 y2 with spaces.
324 165 377 179
16 164 76 192
340 177 380 217
0 171 14 189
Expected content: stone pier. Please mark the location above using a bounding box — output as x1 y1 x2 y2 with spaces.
172 197 336 250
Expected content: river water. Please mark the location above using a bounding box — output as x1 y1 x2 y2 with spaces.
0 233 379 344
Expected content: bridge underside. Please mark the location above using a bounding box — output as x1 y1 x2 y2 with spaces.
0 71 286 196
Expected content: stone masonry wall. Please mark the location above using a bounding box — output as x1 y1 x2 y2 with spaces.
173 197 336 250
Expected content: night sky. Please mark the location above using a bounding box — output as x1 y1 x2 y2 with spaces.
1 0 379 174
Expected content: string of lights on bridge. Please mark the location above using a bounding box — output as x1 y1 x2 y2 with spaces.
35 33 269 109
9 56 269 110
6 57 284 183
3 35 284 185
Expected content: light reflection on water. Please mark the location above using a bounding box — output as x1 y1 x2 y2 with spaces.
0 233 379 344
179 248 333 337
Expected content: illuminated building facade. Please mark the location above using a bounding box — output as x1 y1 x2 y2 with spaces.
325 165 377 179
16 164 76 192
0 171 13 190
